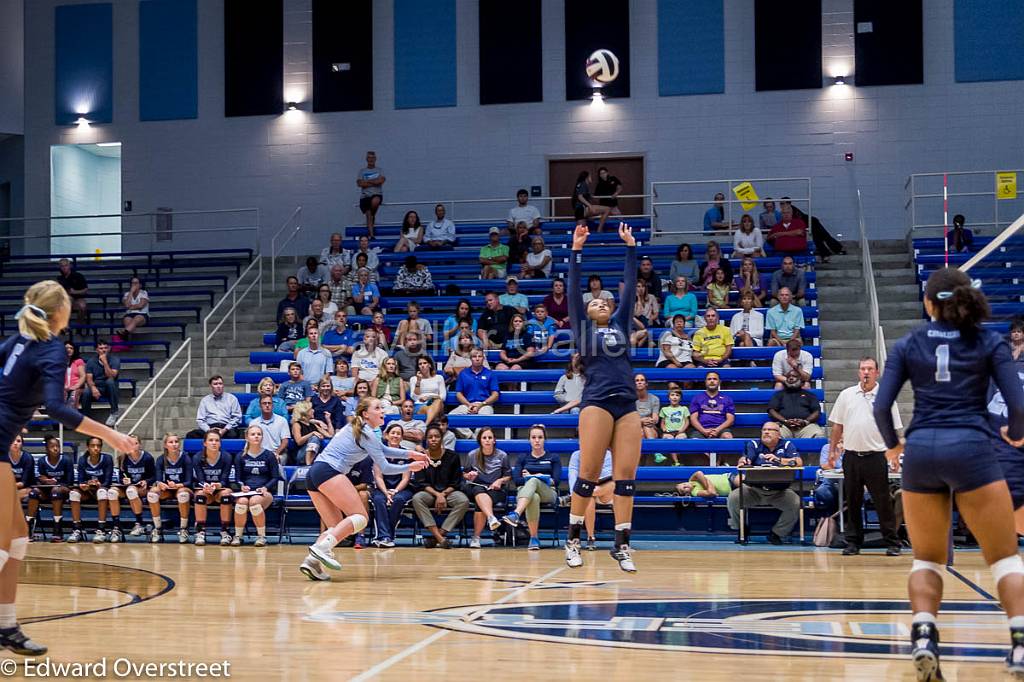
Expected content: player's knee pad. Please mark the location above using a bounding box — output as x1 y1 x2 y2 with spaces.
126 486 139 501
176 490 191 504
8 537 27 561
991 555 1024 585
910 560 946 582
220 495 234 507
194 494 207 506
348 513 367 533
51 488 65 501
27 489 39 501
234 503 248 516
147 491 160 504
249 503 264 517
96 488 109 501
614 479 637 497
572 477 597 498
69 490 82 503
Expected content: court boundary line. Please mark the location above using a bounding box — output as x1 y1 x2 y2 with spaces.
948 566 997 601
349 566 565 681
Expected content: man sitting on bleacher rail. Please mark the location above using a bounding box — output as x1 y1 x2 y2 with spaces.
57 258 89 326
766 287 804 347
186 375 242 440
689 372 735 441
449 349 499 439
768 371 823 440
676 470 736 498
507 189 541 232
80 339 121 426
411 425 469 549
727 422 803 545
771 338 813 389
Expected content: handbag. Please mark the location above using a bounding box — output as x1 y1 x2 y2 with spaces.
813 512 839 547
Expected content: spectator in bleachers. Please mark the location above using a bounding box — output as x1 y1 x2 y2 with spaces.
462 427 512 548
370 310 393 348
814 438 842 518
186 375 242 440
81 339 121 426
698 240 733 289
768 371 823 439
352 235 382 274
68 436 116 543
542 279 570 329
766 205 808 257
411 424 468 549
501 280 529 315
351 330 390 383
327 265 354 315
595 166 624 215
478 291 517 349
369 423 416 546
64 341 86 408
480 227 510 279
278 362 313 412
410 356 446 425
393 256 435 297
1010 317 1024 362
277 276 310 320
662 277 697 327
331 357 355 397
657 315 694 369
692 307 733 368
297 256 329 296
303 299 329 330
703 192 735 233
527 303 558 352
450 348 499 439
121 276 150 336
497 314 538 370
772 338 813 389
734 256 766 306
148 433 192 544
442 300 477 349
395 304 432 349
950 213 973 253
501 425 561 550
352 268 381 315
296 327 333 387
394 399 426 448
345 252 378 289
582 274 615 309
291 318 319 355
275 307 302 352
766 287 804 346
291 400 333 464
770 256 806 305
395 210 424 253
660 388 690 446
320 232 348 273
727 422 802 544
507 221 534 270
634 373 660 438
781 198 845 263
315 285 339 320
29 435 72 541
444 331 484 383
730 289 765 348
423 204 456 250
758 198 781 232
321 311 358 358
705 267 731 309
689 372 735 439
311 375 345 431
554 354 585 415
670 243 700 285
371 357 406 413
676 470 736 498
357 151 385 239
245 377 287 425
634 256 664 303
231 424 281 547
252 395 290 464
631 279 659 347
732 214 765 258
393 330 428 381
57 258 89 326
343 379 371 420
568 448 614 551
508 189 542 231
573 170 611 233
436 414 458 451
521 236 553 279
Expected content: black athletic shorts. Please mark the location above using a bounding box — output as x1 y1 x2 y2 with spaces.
359 195 383 214
580 394 637 422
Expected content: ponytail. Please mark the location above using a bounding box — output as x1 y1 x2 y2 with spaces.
18 280 68 342
351 397 375 447
924 267 989 334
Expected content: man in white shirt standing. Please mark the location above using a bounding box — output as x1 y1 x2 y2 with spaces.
828 357 903 557
507 189 541 231
423 204 457 250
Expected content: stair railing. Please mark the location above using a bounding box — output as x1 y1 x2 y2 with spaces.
857 189 886 366
115 338 192 445
202 256 263 377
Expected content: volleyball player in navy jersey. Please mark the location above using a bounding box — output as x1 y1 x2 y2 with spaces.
28 435 74 541
232 424 282 547
116 435 157 539
191 430 235 546
68 437 117 543
0 281 133 654
148 433 193 544
874 267 1024 680
565 222 641 572
987 367 1024 534
3 436 36 517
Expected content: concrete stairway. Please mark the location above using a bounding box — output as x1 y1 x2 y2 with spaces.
816 240 919 422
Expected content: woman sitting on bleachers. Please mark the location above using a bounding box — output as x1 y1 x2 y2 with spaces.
542 279 570 329
520 236 553 279
706 266 732 309
461 427 513 549
344 379 371 421
1010 316 1024 362
148 432 192 544
631 279 660 347
245 377 288 426
351 329 389 383
371 357 406 414
393 256 435 297
190 430 234 546
394 210 424 253
662 276 697 327
395 300 433 347
314 284 339 319
582 274 615 310
352 268 381 315
733 256 766 307
669 243 700 285
410 357 446 425
553 353 585 415
122 275 150 335
311 376 345 431
496 314 538 370
501 425 561 550
444 330 485 384
291 399 334 465
275 307 302 352
64 340 86 409
698 240 733 289
369 310 392 348
232 424 282 547
732 214 765 258
442 299 477 350
730 288 765 349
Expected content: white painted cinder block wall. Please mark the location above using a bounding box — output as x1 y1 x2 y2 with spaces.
20 0 1024 255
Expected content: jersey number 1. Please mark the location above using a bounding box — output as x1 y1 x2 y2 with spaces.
935 344 951 382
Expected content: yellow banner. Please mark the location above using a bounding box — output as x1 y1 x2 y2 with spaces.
997 171 1017 200
732 182 760 211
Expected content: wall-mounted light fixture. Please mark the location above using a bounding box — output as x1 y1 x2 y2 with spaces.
832 75 847 86
75 117 90 127
286 101 298 111
591 86 604 102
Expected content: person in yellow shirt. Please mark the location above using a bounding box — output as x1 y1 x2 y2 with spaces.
692 307 733 367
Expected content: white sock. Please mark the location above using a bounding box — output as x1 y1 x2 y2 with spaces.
1010 616 1024 629
912 612 937 626
179 519 188 530
235 527 245 537
615 522 632 531
257 526 266 537
316 532 339 550
153 518 162 529
52 516 61 523
0 603 15 629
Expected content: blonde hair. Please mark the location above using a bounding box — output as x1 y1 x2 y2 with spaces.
257 377 276 394
161 432 180 457
18 280 68 341
350 397 375 447
291 400 313 424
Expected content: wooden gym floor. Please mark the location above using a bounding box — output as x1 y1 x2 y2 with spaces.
5 543 1015 680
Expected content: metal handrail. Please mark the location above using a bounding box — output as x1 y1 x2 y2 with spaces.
114 338 192 445
857 189 886 366
906 169 1024 240
651 177 812 235
270 206 302 291
203 256 263 376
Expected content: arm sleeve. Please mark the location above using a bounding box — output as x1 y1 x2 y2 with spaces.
144 456 157 485
266 454 283 490
549 453 563 487
873 342 908 449
615 246 638 329
180 456 193 487
567 251 585 337
40 346 85 431
101 457 113 486
992 341 1024 441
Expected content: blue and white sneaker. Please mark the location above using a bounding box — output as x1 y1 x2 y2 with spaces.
910 622 943 681
502 511 520 527
527 537 541 551
1007 627 1024 675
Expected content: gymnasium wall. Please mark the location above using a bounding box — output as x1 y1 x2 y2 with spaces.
0 0 24 136
19 0 1024 254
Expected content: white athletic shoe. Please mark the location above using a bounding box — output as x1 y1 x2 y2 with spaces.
253 536 267 548
299 556 330 582
308 543 342 571
149 529 162 544
194 532 206 546
609 544 637 573
92 530 107 544
129 523 145 537
565 539 583 568
487 515 502 531
178 529 189 544
219 531 231 546
469 537 482 549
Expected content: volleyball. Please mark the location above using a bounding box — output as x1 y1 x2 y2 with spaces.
585 49 619 84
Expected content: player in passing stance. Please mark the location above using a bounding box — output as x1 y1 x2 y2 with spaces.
0 281 133 654
299 397 428 581
873 267 1024 680
565 222 642 572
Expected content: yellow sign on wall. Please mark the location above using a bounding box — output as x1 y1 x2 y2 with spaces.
732 182 760 211
997 171 1017 200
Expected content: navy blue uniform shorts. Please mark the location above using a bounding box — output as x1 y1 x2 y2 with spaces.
580 394 637 422
902 428 1005 495
994 437 1024 510
306 461 342 493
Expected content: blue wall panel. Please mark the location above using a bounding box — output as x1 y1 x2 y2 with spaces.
393 0 456 109
954 0 1024 83
658 0 724 96
55 3 113 125
140 0 198 121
